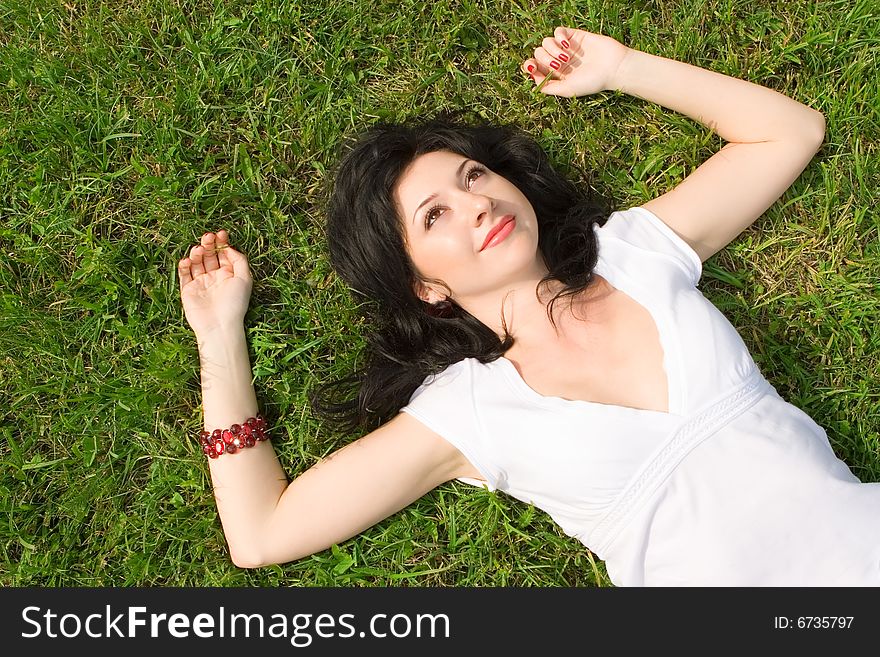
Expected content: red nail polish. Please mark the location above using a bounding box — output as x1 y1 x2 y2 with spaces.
527 64 535 73
558 53 569 63
561 39 570 49
549 61 560 70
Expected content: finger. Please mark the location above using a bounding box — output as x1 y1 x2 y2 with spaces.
521 58 536 75
553 26 574 50
200 232 220 272
178 257 193 288
534 47 563 75
530 68 554 91
535 76 568 96
541 36 567 62
189 244 206 278
539 38 571 72
223 244 253 283
523 53 556 90
521 57 541 79
214 229 232 268
527 56 571 97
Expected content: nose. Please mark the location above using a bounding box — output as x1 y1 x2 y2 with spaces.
463 191 494 225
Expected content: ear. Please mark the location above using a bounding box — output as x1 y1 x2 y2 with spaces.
413 280 446 305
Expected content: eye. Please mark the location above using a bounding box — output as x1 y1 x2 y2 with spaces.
423 165 486 230
465 165 485 189
424 204 444 230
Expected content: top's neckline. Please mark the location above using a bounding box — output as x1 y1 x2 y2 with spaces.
493 235 683 418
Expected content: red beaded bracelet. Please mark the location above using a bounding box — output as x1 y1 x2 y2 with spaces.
198 414 269 459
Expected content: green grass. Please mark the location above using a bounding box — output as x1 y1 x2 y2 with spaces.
1 0 877 587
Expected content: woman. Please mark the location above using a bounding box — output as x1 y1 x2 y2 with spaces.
177 28 879 585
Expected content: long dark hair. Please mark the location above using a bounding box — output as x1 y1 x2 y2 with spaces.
309 115 612 435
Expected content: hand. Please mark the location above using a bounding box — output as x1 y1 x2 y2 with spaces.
178 229 253 337
521 27 632 98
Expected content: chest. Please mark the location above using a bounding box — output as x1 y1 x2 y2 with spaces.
506 285 670 414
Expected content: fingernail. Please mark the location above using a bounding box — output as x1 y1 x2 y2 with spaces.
558 53 569 62
549 60 560 70
527 64 535 73
561 39 570 49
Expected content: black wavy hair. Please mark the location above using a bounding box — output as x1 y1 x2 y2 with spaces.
309 115 612 435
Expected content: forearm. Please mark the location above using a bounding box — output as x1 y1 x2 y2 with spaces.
612 49 825 143
197 326 288 567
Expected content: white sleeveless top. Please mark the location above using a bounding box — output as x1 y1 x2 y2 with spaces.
400 206 880 586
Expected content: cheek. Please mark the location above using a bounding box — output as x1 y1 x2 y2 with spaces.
410 237 471 276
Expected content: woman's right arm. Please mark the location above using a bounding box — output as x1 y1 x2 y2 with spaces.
231 409 467 568
182 232 467 568
201 325 467 568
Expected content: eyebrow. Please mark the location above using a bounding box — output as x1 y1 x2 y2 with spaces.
411 159 472 225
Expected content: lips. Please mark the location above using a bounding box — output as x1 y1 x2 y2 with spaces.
480 215 515 251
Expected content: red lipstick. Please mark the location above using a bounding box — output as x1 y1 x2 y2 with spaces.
480 215 516 251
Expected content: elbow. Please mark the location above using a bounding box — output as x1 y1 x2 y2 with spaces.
230 551 266 569
803 109 826 152
228 542 271 569
231 555 266 569
229 542 300 569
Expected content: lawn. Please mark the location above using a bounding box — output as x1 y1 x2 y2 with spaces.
1 0 877 586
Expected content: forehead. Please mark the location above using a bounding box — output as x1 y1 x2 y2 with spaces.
395 150 467 210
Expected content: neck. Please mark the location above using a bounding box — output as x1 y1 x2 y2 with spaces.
456 270 612 357
456 269 600 354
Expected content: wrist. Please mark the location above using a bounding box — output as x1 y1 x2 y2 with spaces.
607 46 639 93
200 413 269 458
195 323 247 346
195 325 252 380
196 325 259 432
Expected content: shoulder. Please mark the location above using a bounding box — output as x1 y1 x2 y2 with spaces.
403 356 513 423
399 358 506 492
595 206 703 286
407 358 483 402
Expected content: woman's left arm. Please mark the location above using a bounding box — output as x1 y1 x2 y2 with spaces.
525 29 826 262
618 48 825 262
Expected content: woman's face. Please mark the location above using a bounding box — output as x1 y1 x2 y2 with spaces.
395 150 543 305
